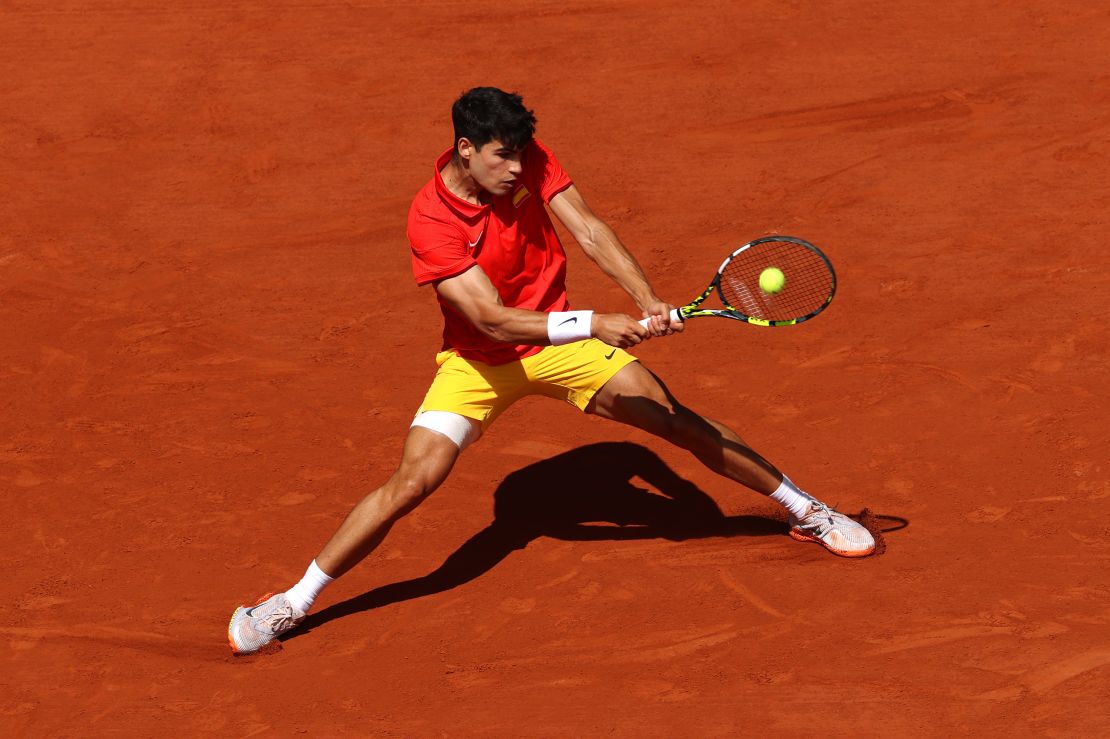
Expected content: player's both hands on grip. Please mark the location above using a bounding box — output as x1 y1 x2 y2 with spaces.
592 301 684 348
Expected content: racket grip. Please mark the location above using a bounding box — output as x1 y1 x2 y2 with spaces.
637 308 684 328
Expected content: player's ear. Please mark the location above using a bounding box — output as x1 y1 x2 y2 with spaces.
456 137 473 163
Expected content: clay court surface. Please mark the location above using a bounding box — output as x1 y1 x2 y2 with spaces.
3 1 1109 735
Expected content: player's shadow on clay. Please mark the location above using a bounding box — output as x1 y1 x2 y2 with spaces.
288 441 785 639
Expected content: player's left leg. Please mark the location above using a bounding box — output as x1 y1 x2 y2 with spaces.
586 361 781 493
586 361 874 557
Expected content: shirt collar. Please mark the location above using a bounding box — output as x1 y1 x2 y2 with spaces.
434 147 490 219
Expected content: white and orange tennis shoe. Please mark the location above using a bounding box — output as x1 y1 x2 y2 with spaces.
788 501 875 557
227 592 305 654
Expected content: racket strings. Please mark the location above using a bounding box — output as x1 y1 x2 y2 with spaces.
719 241 833 321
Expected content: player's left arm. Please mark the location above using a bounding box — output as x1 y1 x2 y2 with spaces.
548 185 681 334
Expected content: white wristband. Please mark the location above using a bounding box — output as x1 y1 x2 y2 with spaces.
547 310 593 345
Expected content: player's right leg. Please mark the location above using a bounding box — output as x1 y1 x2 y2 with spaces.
227 347 514 654
314 423 467 578
227 420 473 654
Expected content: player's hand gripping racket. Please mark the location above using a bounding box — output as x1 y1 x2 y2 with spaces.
639 235 836 328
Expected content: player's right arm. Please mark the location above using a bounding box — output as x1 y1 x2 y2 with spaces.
434 266 649 348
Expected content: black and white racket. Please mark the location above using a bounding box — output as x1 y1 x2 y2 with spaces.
640 235 836 328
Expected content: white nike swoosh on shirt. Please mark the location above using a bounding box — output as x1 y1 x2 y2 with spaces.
467 231 484 248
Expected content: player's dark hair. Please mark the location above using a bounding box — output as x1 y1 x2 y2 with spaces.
451 87 537 153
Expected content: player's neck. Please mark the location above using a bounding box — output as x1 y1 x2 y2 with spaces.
440 158 485 205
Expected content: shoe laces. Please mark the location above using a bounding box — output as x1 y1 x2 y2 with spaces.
798 501 843 534
255 600 299 634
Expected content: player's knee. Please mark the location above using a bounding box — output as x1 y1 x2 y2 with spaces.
645 399 687 439
387 475 433 516
667 406 715 450
655 404 681 436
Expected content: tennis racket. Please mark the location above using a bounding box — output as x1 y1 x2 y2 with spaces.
639 235 836 328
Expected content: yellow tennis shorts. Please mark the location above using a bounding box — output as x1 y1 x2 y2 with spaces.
417 338 638 430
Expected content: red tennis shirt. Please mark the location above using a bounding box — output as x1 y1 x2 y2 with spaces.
407 139 574 365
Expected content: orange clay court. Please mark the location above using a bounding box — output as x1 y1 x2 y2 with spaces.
3 1 1109 735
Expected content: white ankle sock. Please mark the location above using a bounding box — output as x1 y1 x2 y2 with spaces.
284 560 335 614
769 475 814 519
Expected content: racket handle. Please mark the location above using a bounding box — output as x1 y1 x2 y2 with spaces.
637 308 684 328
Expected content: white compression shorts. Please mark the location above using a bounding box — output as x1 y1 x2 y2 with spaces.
410 410 481 451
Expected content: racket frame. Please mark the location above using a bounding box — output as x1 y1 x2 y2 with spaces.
674 235 837 327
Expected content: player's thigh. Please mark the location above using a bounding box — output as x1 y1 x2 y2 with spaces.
523 338 637 411
418 350 525 431
394 425 469 495
590 363 755 456
585 361 683 435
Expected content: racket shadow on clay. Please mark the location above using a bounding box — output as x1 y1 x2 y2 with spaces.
287 442 787 640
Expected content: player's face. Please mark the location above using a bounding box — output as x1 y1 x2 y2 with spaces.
460 138 523 196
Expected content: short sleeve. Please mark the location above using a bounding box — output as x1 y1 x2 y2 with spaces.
408 214 476 286
529 139 573 203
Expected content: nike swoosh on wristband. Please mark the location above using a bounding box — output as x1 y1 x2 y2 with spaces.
558 317 578 326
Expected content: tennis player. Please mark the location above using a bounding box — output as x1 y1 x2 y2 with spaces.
228 87 874 654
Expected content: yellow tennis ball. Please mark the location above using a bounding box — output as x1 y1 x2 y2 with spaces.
759 267 785 294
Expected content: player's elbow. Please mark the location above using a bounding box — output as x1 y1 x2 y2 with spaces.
473 311 514 343
575 224 603 255
579 220 620 260
478 321 513 343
